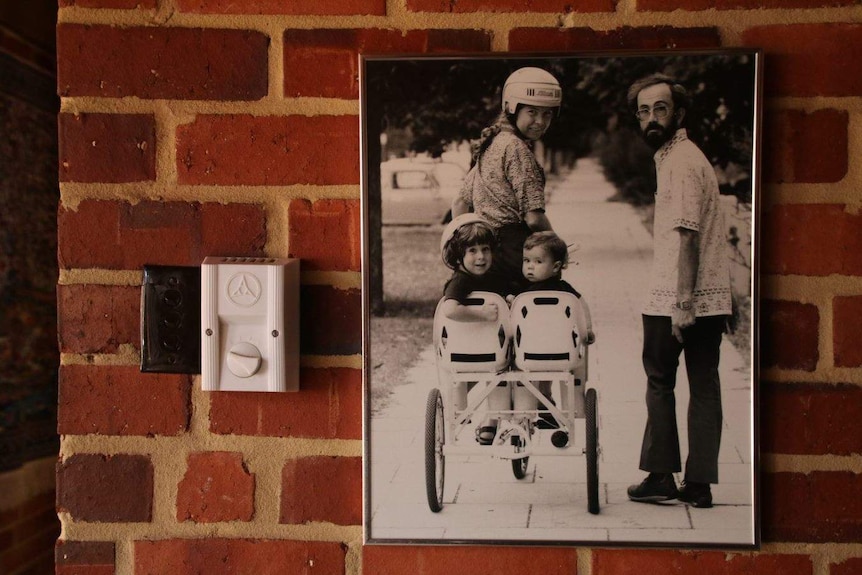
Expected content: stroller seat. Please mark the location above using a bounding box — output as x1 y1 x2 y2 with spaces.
433 291 511 373
510 290 588 373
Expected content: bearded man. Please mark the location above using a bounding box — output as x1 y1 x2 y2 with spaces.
625 74 732 509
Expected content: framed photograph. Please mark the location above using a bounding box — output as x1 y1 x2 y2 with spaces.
361 50 760 548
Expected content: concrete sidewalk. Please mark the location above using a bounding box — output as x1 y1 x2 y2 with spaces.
367 158 754 545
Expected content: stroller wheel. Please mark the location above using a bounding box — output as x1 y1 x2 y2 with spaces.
586 388 600 514
425 388 445 512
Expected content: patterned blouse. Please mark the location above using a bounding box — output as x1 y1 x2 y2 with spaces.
458 125 545 229
643 129 731 317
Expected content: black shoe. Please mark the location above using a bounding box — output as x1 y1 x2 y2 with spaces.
678 480 713 508
627 473 678 503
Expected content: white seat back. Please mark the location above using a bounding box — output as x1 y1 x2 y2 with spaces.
511 290 587 372
433 291 511 373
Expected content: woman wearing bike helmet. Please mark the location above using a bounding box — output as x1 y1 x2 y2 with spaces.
452 66 562 294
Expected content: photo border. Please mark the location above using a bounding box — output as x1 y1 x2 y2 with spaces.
361 49 762 549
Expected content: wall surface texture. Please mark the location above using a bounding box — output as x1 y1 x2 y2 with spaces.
0 1 61 572
55 1 861 574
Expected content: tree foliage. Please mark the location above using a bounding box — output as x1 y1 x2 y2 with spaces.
365 53 757 204
579 53 757 204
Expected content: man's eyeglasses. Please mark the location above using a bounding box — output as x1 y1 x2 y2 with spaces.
635 103 671 122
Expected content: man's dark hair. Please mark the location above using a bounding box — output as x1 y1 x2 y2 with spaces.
626 73 690 116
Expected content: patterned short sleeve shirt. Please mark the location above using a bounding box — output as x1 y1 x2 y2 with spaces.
644 129 731 317
458 125 545 228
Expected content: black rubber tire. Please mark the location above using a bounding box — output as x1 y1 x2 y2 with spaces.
425 388 445 512
586 387 600 514
512 456 529 479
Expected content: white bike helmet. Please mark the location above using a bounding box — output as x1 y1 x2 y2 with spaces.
440 213 495 269
502 67 562 115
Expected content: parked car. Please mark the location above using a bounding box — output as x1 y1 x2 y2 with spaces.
380 158 466 225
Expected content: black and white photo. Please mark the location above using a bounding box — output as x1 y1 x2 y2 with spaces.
361 50 760 548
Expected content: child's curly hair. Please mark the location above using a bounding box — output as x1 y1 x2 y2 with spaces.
443 221 498 270
523 231 569 269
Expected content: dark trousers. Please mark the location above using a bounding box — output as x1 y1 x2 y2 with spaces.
639 314 724 484
492 222 532 293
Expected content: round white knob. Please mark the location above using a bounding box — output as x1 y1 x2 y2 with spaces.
227 342 261 378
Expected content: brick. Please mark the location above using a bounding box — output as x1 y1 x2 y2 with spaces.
742 24 862 97
0 502 19 528
280 456 362 525
59 0 156 7
0 492 54 530
761 300 819 371
1 526 59 575
834 296 862 367
0 28 48 72
639 0 857 9
408 0 614 11
134 539 346 574
764 109 848 184
176 115 359 185
59 113 156 183
364 546 579 575
762 383 862 455
509 26 721 52
300 286 362 355
22 552 57 575
592 549 812 574
288 199 360 271
58 200 266 269
284 29 491 99
176 452 255 523
57 454 154 522
763 472 862 542
58 285 139 354
13 505 60 545
57 24 268 100
56 540 115 575
1 501 59 573
59 365 191 436
832 558 862 575
209 368 361 438
200 203 268 258
58 201 121 268
763 205 862 276
176 0 385 14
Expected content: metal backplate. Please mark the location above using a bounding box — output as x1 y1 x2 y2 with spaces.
141 265 201 374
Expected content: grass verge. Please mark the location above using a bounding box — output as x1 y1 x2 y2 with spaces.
369 225 448 414
368 316 433 415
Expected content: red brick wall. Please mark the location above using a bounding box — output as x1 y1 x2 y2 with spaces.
55 2 862 574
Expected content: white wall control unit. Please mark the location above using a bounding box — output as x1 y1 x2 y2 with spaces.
202 257 300 392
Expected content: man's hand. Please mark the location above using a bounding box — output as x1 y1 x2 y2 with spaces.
671 307 695 343
673 228 699 343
